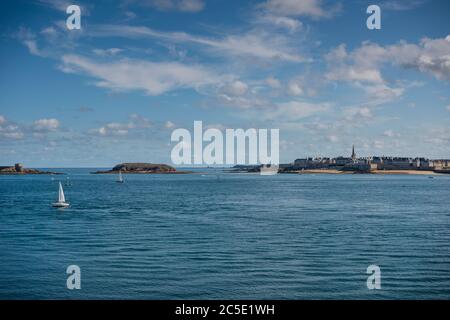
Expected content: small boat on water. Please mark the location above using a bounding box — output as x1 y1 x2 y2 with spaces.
260 164 279 176
52 182 69 208
117 170 124 183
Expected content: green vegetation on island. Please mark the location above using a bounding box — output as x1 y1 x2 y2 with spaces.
92 163 190 174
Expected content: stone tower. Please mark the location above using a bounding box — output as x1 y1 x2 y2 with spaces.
15 163 24 172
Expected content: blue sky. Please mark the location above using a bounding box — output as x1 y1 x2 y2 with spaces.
0 0 449 167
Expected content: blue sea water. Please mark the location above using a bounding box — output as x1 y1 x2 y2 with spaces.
0 169 449 299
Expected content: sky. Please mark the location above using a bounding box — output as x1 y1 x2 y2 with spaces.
0 0 449 167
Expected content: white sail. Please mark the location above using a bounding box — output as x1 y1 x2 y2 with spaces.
52 181 69 207
118 170 123 182
58 182 65 203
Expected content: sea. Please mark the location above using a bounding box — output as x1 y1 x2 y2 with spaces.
0 168 449 299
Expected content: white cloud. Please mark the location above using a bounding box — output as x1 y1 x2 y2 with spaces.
1 131 24 139
37 0 90 15
325 44 384 84
37 0 72 11
259 0 339 19
343 107 374 121
16 28 47 57
40 26 58 37
325 36 450 103
389 37 450 80
261 100 330 120
60 54 221 95
90 122 131 136
287 80 304 96
217 94 269 110
381 0 427 11
164 121 175 129
328 135 339 142
91 25 306 62
124 11 137 20
265 77 281 89
33 118 60 132
137 0 205 12
357 83 404 101
327 36 450 85
256 15 303 33
89 114 154 137
129 113 152 128
92 48 123 56
0 116 24 140
221 80 248 96
383 130 400 137
446 105 450 111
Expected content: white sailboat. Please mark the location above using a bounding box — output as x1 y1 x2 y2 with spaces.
117 170 124 183
52 182 69 207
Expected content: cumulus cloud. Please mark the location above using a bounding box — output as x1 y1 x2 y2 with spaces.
0 116 24 140
325 36 450 102
33 118 60 132
325 44 384 84
89 114 153 137
60 54 220 95
327 36 450 83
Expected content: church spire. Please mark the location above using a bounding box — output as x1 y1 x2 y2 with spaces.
351 144 356 161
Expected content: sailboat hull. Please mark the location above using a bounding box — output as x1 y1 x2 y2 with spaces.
52 202 70 207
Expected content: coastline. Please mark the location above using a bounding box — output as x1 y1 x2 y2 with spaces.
289 169 438 175
92 170 194 174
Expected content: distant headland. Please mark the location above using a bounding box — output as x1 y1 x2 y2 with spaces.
92 163 191 174
0 163 63 175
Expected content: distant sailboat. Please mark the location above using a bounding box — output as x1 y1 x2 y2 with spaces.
117 170 124 183
52 182 69 207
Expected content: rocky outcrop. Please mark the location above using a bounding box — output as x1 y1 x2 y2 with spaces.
0 163 63 175
92 163 188 174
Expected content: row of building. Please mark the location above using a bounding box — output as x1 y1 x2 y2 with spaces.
290 146 450 172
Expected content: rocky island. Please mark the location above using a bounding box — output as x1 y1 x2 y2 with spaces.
92 163 190 174
0 163 63 175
